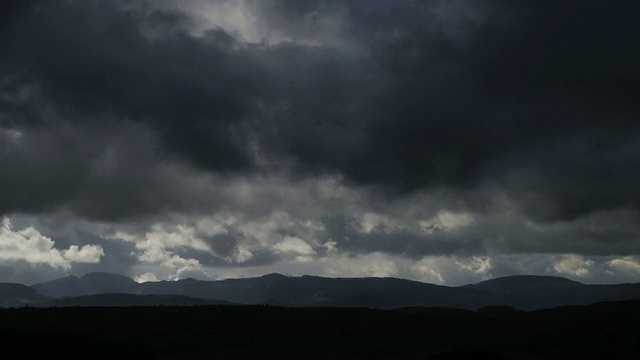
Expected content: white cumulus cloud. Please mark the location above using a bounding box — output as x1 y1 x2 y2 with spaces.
134 272 159 283
608 257 640 274
273 236 317 262
0 218 104 270
554 254 594 277
62 245 104 264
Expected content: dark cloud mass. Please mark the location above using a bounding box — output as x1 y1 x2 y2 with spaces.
1 0 640 284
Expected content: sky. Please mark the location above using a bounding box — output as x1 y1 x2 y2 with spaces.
1 0 640 286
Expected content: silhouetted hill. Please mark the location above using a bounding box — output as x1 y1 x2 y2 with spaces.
0 283 47 307
0 283 41 298
44 293 235 307
469 275 640 310
139 274 464 308
24 273 640 310
473 275 582 290
33 272 139 297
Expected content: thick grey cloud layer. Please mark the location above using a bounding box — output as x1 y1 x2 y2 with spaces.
1 0 639 284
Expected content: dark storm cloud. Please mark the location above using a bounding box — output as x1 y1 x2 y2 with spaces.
0 1 258 219
22 1 259 171
0 119 176 220
1 0 640 226
255 0 640 222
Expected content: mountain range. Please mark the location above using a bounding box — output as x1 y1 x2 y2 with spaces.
1 272 639 310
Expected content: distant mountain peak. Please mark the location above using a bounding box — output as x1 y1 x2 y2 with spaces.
0 283 43 298
260 273 289 279
33 272 139 298
22 273 640 311
80 272 136 282
475 275 583 287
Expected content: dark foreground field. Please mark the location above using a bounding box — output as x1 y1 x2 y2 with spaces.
2 301 640 360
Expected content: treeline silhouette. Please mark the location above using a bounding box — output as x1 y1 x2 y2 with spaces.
1 301 640 359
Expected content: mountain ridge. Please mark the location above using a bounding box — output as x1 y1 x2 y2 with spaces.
11 272 640 310
45 293 236 307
